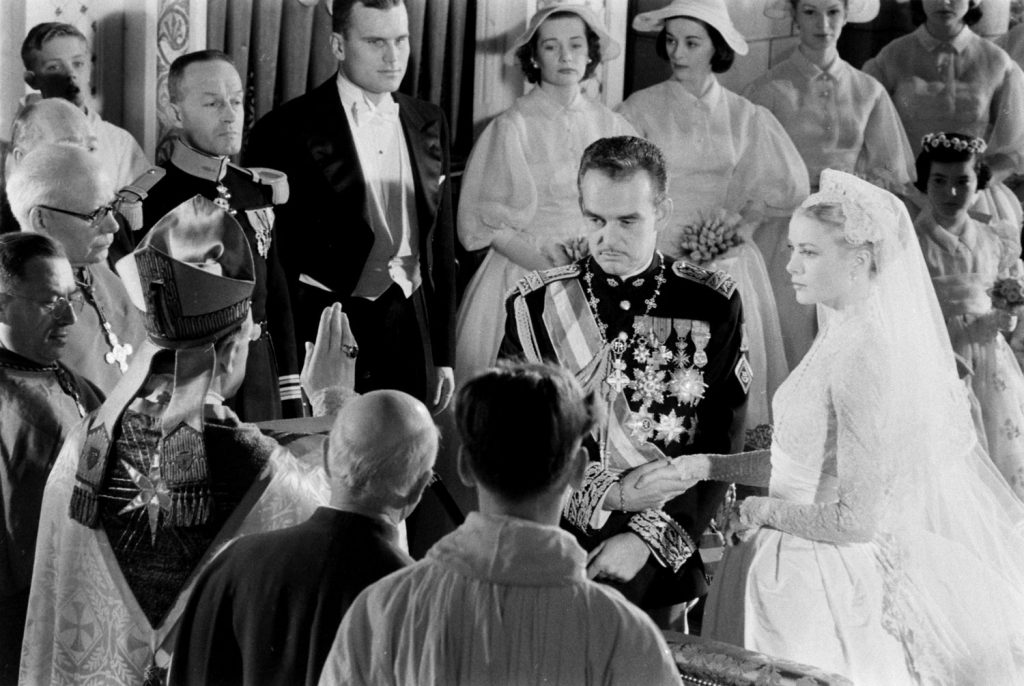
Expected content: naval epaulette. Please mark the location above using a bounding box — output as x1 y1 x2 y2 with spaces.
671 259 737 298
116 166 166 230
510 263 581 299
228 163 290 204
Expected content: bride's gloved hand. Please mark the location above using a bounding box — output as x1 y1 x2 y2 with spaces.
724 499 760 546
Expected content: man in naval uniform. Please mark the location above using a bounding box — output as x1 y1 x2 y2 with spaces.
138 50 301 421
500 136 750 628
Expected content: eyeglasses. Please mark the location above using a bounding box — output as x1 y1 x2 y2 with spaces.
36 201 118 226
3 291 87 317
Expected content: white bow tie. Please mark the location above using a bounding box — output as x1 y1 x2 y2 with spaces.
352 99 399 127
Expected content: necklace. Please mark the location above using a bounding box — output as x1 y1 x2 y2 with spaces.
0 352 87 417
583 255 666 397
583 254 709 448
76 268 133 373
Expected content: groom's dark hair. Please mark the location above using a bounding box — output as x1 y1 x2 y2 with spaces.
578 136 668 204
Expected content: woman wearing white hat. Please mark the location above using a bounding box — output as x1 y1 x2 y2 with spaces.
619 0 809 441
454 1 635 385
864 0 1024 226
744 0 914 196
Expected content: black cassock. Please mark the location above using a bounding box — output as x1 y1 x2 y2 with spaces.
169 508 411 686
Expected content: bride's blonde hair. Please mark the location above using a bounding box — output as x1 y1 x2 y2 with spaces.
795 201 878 272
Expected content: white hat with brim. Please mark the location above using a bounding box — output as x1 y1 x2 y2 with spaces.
632 0 748 56
764 0 881 24
504 1 621 67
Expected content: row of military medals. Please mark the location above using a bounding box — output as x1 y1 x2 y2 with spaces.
585 260 711 447
215 179 272 258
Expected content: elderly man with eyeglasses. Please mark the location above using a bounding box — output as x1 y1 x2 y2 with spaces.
5 141 145 394
0 232 104 682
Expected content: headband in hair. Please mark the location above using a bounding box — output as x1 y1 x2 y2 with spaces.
801 169 899 246
921 132 987 155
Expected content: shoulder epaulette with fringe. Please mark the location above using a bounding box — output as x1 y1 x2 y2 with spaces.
671 259 737 298
228 163 290 204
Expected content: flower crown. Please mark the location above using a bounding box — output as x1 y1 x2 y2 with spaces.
921 132 987 155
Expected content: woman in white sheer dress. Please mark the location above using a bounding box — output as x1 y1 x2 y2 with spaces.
863 0 1024 225
618 0 806 437
684 170 1024 684
455 2 634 386
744 0 914 195
913 132 1024 499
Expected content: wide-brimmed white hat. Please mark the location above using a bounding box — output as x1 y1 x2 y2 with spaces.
764 0 880 24
504 0 621 66
632 0 748 56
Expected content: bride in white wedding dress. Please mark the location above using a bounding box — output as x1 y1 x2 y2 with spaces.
687 170 1024 684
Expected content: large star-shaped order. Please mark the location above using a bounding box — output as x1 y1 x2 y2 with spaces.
118 460 172 544
625 408 656 442
630 367 666 405
655 410 686 445
669 367 707 406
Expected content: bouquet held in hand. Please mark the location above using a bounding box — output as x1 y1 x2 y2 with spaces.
989 276 1024 312
677 209 747 265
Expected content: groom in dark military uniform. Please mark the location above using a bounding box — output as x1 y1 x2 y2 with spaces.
138 50 301 421
500 136 749 627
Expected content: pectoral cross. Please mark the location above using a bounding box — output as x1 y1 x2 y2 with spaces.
102 325 133 372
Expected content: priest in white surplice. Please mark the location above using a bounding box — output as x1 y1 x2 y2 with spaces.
319 363 681 685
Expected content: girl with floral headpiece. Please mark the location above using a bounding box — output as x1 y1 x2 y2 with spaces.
455 1 635 386
914 131 1024 498
678 168 1024 683
864 0 1024 227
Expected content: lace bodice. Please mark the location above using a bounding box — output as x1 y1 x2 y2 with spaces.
744 304 896 543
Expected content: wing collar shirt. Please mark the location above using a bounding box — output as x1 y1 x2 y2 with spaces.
337 71 421 300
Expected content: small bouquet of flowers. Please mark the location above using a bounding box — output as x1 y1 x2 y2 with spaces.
677 209 747 265
988 276 1024 334
989 276 1024 312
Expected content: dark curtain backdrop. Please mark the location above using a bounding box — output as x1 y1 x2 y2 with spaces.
206 0 475 162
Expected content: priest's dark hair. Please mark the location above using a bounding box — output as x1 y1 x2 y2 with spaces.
456 362 601 502
333 0 405 35
0 232 66 291
168 50 235 104
578 135 668 204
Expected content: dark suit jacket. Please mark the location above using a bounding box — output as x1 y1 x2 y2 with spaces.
169 507 411 686
244 76 456 366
